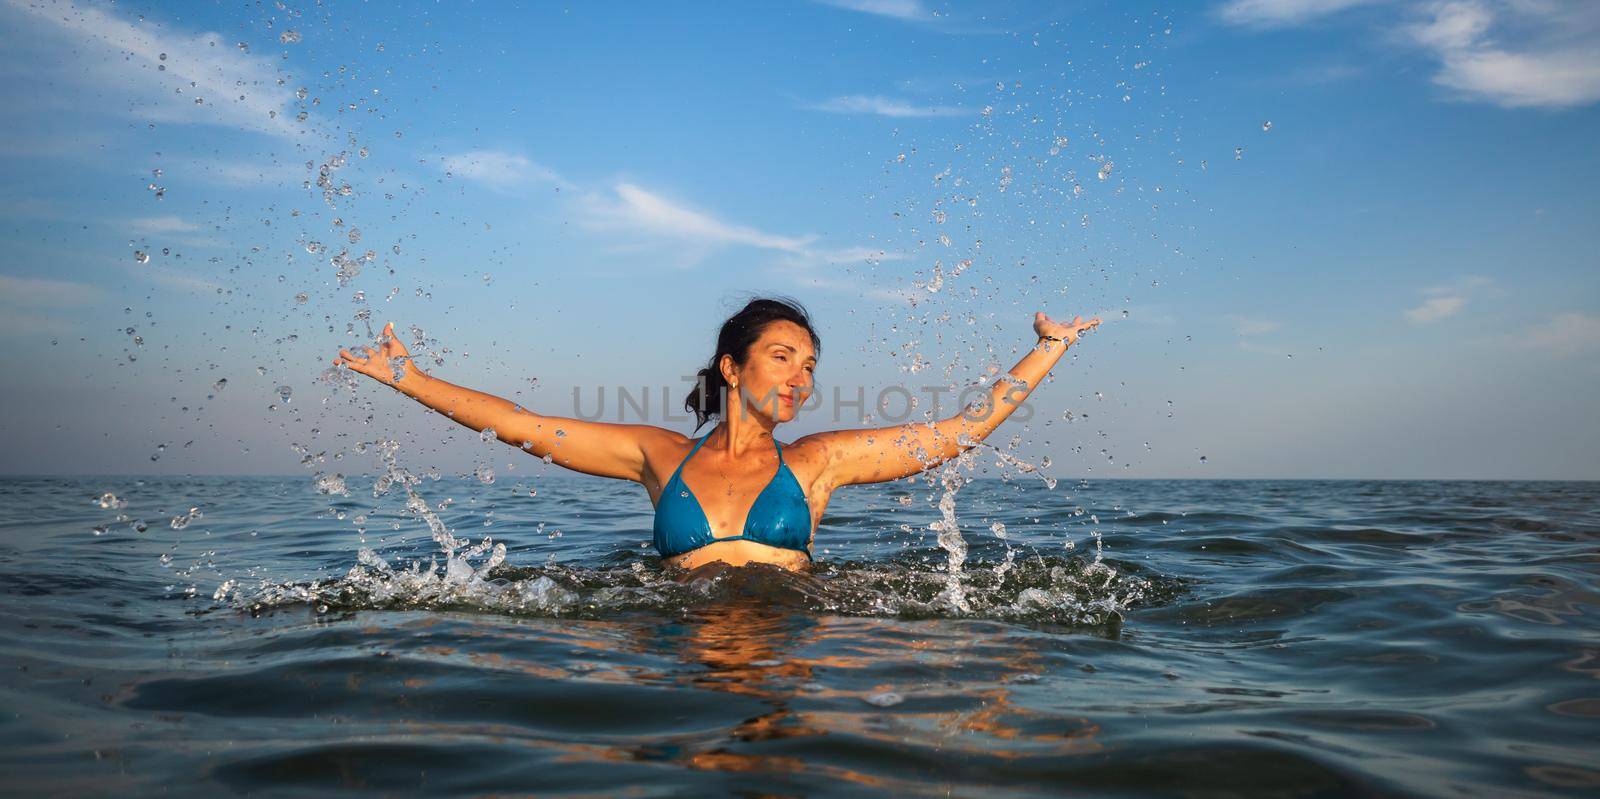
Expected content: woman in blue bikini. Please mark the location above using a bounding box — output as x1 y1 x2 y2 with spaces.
334 297 1100 572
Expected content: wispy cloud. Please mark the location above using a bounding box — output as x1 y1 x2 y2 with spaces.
0 275 101 308
126 215 202 235
1404 295 1466 323
1227 314 1281 335
581 183 815 253
1405 0 1600 109
1522 311 1600 356
164 157 308 188
792 271 918 303
810 246 908 265
139 266 226 294
1404 275 1491 324
1250 62 1369 87
1219 0 1600 109
428 152 904 275
0 274 101 335
1217 0 1388 28
813 0 932 22
3 0 305 137
439 150 564 191
804 94 967 118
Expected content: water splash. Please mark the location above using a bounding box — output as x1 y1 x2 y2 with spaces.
225 543 1169 627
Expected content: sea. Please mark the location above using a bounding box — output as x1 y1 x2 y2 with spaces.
1 472 1595 797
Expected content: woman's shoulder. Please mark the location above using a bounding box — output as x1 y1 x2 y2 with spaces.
782 431 839 467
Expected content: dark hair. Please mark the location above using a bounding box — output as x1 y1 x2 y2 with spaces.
684 295 821 431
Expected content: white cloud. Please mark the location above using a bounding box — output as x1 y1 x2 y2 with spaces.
1217 0 1387 28
0 274 100 335
811 246 910 265
575 181 917 277
1219 0 1600 109
582 183 814 253
1227 314 1281 335
1406 1 1600 108
1523 312 1600 356
1405 274 1493 323
793 271 919 303
0 275 100 308
439 150 564 191
804 95 966 118
2 0 304 137
139 266 226 294
1404 295 1466 323
126 215 202 235
0 311 77 335
163 157 308 188
813 0 931 21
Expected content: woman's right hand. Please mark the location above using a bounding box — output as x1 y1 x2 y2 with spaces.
334 322 418 385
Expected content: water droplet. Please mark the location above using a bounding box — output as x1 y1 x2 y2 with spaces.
279 30 302 44
158 53 167 61
480 428 497 443
1235 147 1243 160
169 507 202 530
276 385 293 403
864 691 904 707
134 251 150 264
1199 455 1208 464
212 378 227 393
1262 120 1273 132
294 292 309 304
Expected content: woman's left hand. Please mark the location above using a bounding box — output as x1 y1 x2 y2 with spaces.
1034 311 1102 346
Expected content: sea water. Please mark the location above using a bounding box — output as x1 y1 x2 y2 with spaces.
1 474 1596 796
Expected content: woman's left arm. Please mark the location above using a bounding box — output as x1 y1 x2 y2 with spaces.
797 312 1100 488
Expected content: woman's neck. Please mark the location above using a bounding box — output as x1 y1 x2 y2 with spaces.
709 407 776 456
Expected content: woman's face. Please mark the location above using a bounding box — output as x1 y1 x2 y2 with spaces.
725 320 816 424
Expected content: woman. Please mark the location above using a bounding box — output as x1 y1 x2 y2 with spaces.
334 297 1100 572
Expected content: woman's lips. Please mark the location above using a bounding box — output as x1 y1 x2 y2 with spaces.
780 394 795 405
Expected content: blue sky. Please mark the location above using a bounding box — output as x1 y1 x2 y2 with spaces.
0 0 1596 479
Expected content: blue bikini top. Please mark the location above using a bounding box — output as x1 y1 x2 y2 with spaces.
652 431 813 559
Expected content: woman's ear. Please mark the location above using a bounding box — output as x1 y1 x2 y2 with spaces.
718 354 736 386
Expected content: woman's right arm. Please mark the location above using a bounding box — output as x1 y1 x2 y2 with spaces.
335 322 669 484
